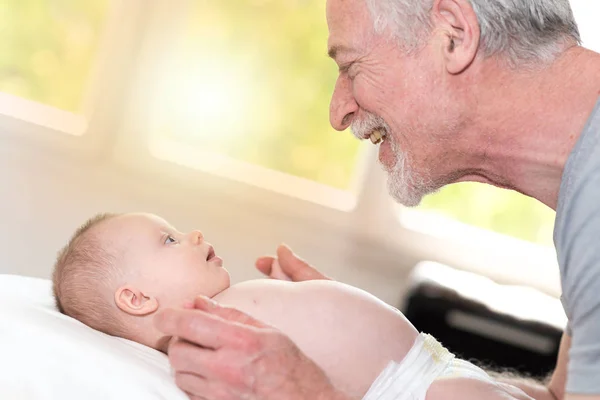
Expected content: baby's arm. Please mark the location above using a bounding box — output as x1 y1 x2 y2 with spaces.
427 377 534 400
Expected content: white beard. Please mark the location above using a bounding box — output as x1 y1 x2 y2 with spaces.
385 136 429 207
350 111 436 207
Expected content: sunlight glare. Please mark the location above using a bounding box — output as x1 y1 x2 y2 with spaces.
171 58 253 140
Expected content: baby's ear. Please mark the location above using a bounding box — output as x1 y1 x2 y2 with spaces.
115 285 159 316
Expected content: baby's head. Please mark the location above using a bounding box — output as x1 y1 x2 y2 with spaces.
52 212 231 352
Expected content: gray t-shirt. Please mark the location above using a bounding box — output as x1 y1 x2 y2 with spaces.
554 96 600 394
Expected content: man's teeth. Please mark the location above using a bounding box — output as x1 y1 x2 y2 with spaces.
369 130 385 144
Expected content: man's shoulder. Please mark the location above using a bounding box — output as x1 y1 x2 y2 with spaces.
556 98 600 228
554 98 600 296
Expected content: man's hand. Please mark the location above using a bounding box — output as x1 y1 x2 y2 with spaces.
154 295 350 400
255 244 331 282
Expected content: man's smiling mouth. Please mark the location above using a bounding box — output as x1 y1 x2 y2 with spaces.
369 129 385 144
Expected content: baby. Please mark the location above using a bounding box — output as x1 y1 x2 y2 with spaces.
52 212 531 400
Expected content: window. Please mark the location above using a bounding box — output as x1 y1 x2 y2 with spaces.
405 183 556 246
0 0 110 113
147 0 363 194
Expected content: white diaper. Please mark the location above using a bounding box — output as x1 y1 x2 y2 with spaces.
362 333 494 400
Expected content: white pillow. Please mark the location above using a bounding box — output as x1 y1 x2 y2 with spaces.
0 274 188 400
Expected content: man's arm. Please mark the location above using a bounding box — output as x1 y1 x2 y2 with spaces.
548 333 570 400
426 377 535 400
490 332 570 400
490 373 557 400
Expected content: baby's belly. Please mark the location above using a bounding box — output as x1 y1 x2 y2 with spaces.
213 279 418 397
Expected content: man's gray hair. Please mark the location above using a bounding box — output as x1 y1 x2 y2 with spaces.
366 0 581 66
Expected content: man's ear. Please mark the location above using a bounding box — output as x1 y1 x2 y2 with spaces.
115 285 159 316
432 0 480 74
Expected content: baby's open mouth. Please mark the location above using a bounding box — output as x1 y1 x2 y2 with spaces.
206 246 216 261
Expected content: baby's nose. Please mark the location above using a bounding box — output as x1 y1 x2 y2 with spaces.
189 230 204 244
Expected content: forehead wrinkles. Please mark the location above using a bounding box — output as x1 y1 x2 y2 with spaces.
327 0 366 25
327 0 374 53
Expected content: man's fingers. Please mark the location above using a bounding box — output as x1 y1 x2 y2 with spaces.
255 255 275 276
154 308 255 349
270 259 293 281
192 296 268 329
255 256 293 280
188 395 209 400
168 340 214 377
177 372 240 400
176 372 209 399
255 244 331 282
169 336 262 393
276 244 330 282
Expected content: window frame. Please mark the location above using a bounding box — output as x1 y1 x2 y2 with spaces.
0 0 152 162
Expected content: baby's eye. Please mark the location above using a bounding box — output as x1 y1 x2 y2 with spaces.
165 235 177 245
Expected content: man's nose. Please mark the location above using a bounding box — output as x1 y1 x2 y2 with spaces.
329 75 358 131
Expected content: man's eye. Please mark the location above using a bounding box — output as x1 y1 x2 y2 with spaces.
339 63 352 74
341 64 357 80
165 235 177 244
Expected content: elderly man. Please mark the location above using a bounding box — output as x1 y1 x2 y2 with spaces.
154 0 600 399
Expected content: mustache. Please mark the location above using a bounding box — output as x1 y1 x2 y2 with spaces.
350 112 390 140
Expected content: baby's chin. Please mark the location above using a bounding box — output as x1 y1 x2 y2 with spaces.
217 268 232 292
211 284 230 298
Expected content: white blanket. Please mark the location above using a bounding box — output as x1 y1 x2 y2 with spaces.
0 274 188 400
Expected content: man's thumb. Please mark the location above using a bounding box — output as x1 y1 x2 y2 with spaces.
276 244 330 281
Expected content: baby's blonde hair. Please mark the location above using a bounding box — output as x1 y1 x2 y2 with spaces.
52 213 126 337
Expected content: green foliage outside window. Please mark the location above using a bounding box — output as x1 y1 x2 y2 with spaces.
419 183 555 246
0 0 109 112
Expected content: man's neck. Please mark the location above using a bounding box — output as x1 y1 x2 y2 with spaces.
460 46 600 210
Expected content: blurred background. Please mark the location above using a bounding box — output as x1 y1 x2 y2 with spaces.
1 0 598 381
